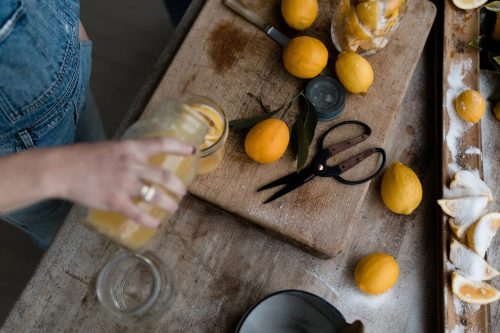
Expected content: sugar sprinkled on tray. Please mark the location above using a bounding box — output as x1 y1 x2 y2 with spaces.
445 60 474 174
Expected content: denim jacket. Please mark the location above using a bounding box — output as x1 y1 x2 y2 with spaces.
0 0 91 155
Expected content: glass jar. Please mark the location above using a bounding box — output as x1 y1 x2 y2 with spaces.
96 251 175 326
183 96 228 175
83 99 209 252
331 0 408 55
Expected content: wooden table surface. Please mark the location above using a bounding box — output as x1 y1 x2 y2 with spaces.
2 1 499 332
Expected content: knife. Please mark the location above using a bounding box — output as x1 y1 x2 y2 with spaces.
223 0 291 48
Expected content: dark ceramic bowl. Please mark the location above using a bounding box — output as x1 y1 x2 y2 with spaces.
235 290 348 333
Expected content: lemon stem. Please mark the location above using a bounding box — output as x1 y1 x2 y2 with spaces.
280 90 303 120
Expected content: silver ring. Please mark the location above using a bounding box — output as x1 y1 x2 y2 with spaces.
138 184 156 203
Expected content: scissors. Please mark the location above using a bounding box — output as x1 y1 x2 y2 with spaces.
258 120 386 204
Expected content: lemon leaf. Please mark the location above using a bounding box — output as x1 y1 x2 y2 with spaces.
469 35 488 50
484 1 500 12
292 95 317 171
229 110 280 131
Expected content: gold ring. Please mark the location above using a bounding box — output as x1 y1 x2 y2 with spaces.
138 184 156 203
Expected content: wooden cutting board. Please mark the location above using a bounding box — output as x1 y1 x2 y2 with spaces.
438 1 490 332
143 0 436 258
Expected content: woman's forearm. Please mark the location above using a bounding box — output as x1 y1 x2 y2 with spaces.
0 139 194 227
0 148 62 212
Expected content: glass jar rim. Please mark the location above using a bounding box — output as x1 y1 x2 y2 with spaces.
96 251 175 326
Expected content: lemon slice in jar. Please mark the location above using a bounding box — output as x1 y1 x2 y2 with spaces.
356 0 379 30
189 104 225 149
345 7 373 41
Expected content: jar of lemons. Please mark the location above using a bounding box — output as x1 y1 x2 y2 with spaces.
331 0 408 55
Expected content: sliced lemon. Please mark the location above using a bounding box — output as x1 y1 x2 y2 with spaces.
384 0 405 17
449 218 471 240
449 238 499 281
438 196 489 238
446 170 493 202
451 0 488 10
343 34 360 52
467 212 500 258
438 195 488 217
452 272 500 304
356 0 379 30
359 36 388 51
345 7 373 41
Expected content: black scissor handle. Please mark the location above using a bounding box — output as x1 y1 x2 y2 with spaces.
329 148 386 185
320 120 372 156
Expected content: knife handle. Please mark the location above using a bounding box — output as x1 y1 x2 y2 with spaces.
264 25 290 48
223 0 267 31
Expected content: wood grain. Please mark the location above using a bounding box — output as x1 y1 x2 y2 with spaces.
439 1 489 332
142 0 437 258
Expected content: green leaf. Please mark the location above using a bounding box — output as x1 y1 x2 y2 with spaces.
229 109 280 131
469 35 488 50
484 1 500 12
292 95 318 171
231 91 303 131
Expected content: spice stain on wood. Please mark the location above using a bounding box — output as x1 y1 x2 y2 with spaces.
208 21 252 74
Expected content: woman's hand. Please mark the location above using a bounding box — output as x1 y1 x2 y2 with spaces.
0 138 195 228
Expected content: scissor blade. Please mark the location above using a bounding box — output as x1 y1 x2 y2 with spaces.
258 172 300 191
263 172 316 204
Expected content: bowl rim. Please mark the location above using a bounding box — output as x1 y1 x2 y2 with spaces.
234 289 346 332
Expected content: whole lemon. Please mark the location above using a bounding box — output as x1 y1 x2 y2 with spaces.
335 51 374 93
281 0 318 30
454 89 485 123
283 36 328 79
381 162 422 215
354 252 399 295
245 118 290 164
493 101 500 121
